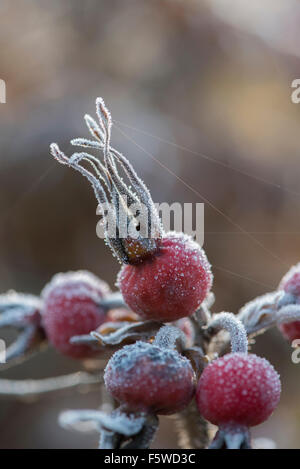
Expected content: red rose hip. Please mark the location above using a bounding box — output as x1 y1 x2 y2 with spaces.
196 353 281 427
42 270 110 358
104 340 196 415
118 232 212 322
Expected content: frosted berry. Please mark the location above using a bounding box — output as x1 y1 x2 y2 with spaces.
196 353 281 427
104 341 196 415
41 271 110 359
117 232 212 322
278 263 300 342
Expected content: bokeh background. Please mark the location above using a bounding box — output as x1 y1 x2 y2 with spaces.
0 0 300 448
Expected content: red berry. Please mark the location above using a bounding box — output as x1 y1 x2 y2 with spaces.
117 232 212 322
41 271 110 359
104 341 196 415
196 353 281 427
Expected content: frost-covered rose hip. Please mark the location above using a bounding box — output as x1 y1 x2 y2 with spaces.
277 263 300 342
42 271 110 358
104 340 196 415
196 353 281 448
196 353 281 427
117 232 212 322
50 98 212 323
197 313 281 448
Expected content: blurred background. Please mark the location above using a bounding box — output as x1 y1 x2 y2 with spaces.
0 0 300 448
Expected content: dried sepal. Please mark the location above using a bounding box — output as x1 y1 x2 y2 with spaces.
59 407 145 437
68 333 116 361
91 320 162 346
70 320 162 361
50 144 109 206
51 97 163 265
84 113 105 142
59 407 149 449
237 289 300 337
0 291 41 327
99 292 128 311
209 424 251 449
238 291 284 335
276 303 300 325
70 137 102 150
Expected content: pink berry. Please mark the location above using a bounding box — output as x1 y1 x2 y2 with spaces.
196 353 281 427
117 232 212 322
41 271 110 359
104 341 196 415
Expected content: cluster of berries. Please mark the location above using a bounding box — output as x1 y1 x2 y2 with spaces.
2 98 300 449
